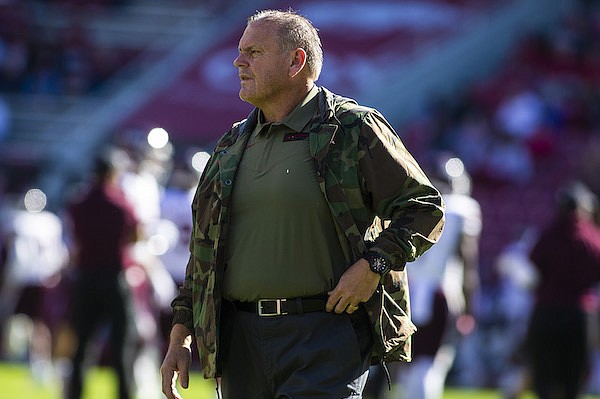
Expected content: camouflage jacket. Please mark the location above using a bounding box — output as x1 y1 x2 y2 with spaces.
171 87 445 379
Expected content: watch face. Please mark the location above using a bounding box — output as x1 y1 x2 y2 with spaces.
373 258 386 272
368 255 388 274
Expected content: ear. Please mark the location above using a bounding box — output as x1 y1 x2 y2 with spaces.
289 48 307 78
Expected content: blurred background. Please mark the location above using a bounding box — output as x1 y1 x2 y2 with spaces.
1 0 600 398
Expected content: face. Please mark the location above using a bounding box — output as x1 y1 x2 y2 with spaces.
233 21 293 108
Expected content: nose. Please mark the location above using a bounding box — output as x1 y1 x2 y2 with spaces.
233 53 246 68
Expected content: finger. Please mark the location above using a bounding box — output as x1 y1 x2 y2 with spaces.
346 304 359 314
161 369 177 399
171 372 185 399
326 290 341 312
334 299 353 314
179 368 190 389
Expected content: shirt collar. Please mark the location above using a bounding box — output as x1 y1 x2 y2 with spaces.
256 85 320 133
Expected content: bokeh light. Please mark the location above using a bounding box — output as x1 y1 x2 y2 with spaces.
444 157 465 178
146 219 180 256
147 127 170 149
191 151 210 173
23 188 47 213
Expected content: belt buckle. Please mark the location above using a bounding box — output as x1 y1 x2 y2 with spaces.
258 299 287 316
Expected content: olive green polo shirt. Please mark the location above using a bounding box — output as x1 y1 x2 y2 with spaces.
223 86 347 301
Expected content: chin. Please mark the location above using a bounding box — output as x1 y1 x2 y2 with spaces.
239 88 249 100
239 91 257 105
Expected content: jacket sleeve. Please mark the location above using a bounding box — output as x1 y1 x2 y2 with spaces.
359 110 445 269
169 150 218 331
170 260 194 331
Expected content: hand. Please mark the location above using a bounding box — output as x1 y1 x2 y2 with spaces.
326 258 380 314
160 324 193 399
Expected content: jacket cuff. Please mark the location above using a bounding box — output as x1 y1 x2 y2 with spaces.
171 308 194 332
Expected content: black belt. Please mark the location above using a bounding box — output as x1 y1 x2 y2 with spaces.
233 297 327 316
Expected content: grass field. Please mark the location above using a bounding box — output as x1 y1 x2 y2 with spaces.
1 362 599 399
0 362 215 399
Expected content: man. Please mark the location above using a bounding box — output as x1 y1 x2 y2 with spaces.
401 155 480 399
365 154 481 399
161 9 445 399
526 181 600 399
0 190 68 384
64 149 139 399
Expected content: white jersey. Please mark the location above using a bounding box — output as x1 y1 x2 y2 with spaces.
159 187 195 283
121 169 162 230
1 209 68 285
408 193 481 325
0 208 68 321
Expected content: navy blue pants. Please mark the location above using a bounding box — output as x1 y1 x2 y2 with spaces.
219 301 373 399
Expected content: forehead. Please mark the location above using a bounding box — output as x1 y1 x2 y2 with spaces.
238 21 279 50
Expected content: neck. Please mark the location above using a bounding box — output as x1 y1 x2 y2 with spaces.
261 82 314 123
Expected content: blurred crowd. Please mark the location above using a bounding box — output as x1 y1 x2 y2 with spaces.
0 0 234 146
1 0 600 398
0 0 135 98
405 0 600 188
0 130 207 397
0 0 139 149
400 1 600 397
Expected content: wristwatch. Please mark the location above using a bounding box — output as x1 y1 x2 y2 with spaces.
364 251 391 276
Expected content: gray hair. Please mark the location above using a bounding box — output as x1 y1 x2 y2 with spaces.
248 9 323 81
